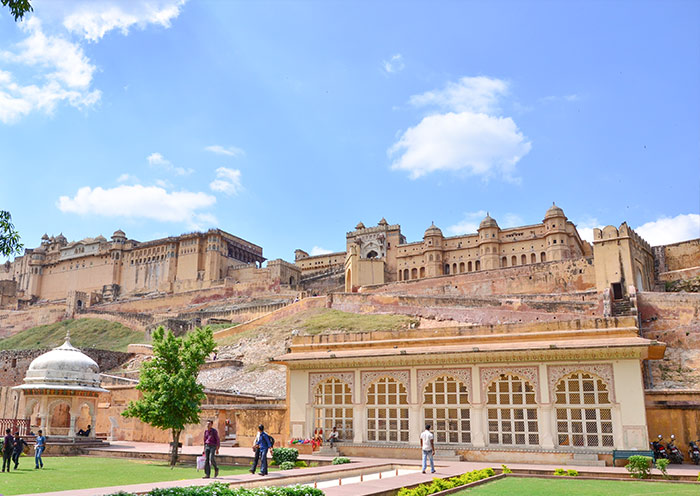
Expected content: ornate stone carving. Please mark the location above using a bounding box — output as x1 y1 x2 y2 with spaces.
480 366 540 402
308 372 354 403
417 368 472 396
361 370 410 397
547 364 615 402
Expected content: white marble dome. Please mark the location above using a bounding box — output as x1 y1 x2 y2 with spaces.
17 333 106 392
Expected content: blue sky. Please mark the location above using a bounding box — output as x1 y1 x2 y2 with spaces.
1 0 699 263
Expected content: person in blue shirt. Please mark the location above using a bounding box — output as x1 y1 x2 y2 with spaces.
256 424 272 476
34 430 46 469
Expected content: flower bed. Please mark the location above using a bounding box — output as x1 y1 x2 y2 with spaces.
109 482 324 496
397 467 497 496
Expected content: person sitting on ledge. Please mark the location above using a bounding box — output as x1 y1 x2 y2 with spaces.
77 425 91 437
327 426 340 448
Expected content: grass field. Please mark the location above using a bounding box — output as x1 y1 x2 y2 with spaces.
0 456 254 495
0 318 146 352
453 477 700 495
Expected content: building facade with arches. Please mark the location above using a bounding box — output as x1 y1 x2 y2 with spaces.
275 315 665 464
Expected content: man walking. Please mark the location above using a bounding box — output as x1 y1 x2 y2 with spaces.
202 420 220 479
2 429 13 472
420 424 436 474
256 424 272 476
12 433 28 470
249 428 261 474
34 429 46 469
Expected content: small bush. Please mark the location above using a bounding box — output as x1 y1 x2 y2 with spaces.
553 468 567 476
397 467 496 496
567 469 579 477
654 458 670 479
332 456 351 465
280 461 296 470
126 483 325 496
294 460 308 468
272 447 299 465
501 464 512 474
625 455 652 479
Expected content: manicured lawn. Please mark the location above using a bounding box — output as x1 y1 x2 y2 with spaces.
0 456 253 495
453 477 700 495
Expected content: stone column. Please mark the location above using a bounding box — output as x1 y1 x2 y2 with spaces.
538 364 554 449
353 369 363 444
470 404 486 447
69 415 77 437
409 368 419 445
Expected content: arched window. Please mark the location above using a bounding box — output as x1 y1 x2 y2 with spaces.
555 372 613 448
521 254 527 265
419 267 425 278
531 253 537 264
501 257 507 268
314 378 354 441
366 377 409 442
475 260 481 271
429 254 434 261
459 262 465 273
403 269 409 281
366 250 378 259
487 373 539 446
423 376 470 444
411 268 418 279
398 270 402 281
444 264 450 275
540 252 546 262
511 256 517 266
467 261 472 272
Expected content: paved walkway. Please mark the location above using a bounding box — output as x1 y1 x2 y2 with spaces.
19 441 700 496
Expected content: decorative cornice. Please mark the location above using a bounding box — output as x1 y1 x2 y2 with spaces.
547 364 615 402
480 366 540 402
284 348 643 370
19 388 99 398
417 368 472 397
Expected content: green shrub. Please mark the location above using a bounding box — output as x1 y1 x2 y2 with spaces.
331 456 351 465
553 468 567 476
271 447 299 465
655 458 670 479
294 460 308 468
567 469 579 477
397 467 496 496
501 464 512 474
280 461 296 470
123 483 326 496
625 455 652 479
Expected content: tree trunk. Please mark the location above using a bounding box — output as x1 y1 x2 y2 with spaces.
170 429 181 467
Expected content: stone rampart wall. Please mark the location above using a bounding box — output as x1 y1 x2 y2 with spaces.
329 292 601 326
638 292 700 389
0 303 66 338
645 389 700 451
659 238 700 272
362 257 596 297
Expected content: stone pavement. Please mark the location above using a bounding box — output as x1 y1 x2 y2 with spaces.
18 441 700 496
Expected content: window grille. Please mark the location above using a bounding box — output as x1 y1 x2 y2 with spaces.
366 377 409 443
487 373 539 446
555 372 613 448
423 376 470 444
313 378 353 441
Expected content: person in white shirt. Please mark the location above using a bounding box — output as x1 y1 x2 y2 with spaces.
420 424 436 474
249 430 261 474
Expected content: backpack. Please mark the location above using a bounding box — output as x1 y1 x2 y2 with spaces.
267 433 275 448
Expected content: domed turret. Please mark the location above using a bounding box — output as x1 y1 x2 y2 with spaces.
544 202 565 220
479 213 499 230
355 222 365 230
19 332 105 391
424 222 443 238
378 218 388 227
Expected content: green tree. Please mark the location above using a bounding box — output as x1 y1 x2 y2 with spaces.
122 326 216 466
1 0 33 21
0 211 23 257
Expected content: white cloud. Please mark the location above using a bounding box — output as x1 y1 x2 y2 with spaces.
501 213 524 228
390 76 531 180
574 217 602 243
389 111 531 180
147 152 193 176
62 0 187 42
635 214 700 246
0 18 100 123
446 211 487 235
209 167 242 196
310 246 333 256
205 145 245 157
116 173 138 183
409 76 508 114
57 184 217 228
382 54 405 74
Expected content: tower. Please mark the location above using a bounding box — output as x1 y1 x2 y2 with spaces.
423 222 444 278
477 213 501 270
544 203 571 261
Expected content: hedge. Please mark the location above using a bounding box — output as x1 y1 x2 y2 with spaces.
108 483 324 496
397 467 496 496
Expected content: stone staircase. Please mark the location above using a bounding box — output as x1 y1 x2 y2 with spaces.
316 445 339 457
434 449 463 461
611 297 634 316
572 452 606 466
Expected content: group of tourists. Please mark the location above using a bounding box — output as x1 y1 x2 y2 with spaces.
201 420 274 479
1 428 46 472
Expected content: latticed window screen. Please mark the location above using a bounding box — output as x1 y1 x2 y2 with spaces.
313 378 353 441
423 375 471 444
366 377 409 442
555 372 613 448
486 373 539 446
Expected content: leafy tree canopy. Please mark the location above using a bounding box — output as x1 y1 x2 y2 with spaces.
2 0 33 21
122 326 216 465
0 211 23 257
